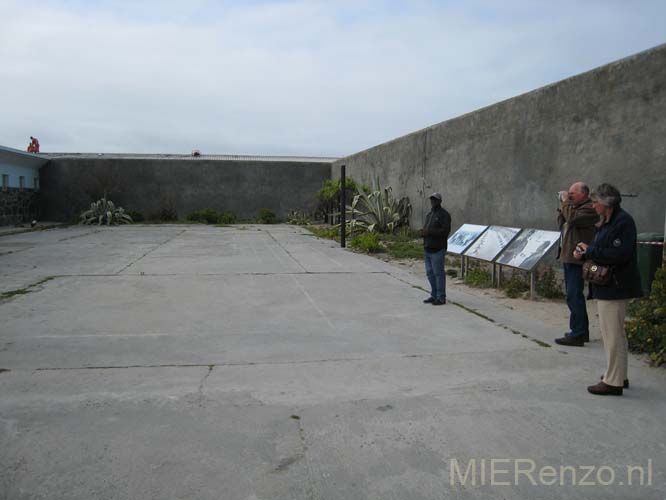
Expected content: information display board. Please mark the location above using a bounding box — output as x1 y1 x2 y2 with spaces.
447 224 488 255
495 229 561 271
463 226 521 262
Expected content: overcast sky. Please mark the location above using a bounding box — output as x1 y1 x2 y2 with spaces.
1 0 664 156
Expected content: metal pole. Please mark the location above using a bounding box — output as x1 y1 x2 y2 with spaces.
340 164 346 248
530 272 536 300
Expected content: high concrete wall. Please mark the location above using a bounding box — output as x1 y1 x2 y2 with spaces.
333 44 666 233
39 157 331 222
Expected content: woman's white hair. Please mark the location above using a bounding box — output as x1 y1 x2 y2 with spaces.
590 183 621 208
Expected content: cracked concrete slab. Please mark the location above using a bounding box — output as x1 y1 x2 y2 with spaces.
1 398 309 500
0 271 534 369
1 224 665 499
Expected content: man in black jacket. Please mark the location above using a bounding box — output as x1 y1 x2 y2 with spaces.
420 193 451 305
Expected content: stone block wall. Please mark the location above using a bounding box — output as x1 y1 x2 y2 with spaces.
0 189 39 225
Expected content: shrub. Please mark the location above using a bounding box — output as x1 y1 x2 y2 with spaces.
317 178 355 200
258 208 278 224
218 212 237 224
315 178 362 223
464 266 492 288
186 208 220 224
305 225 339 240
286 209 310 225
446 268 458 278
446 257 460 268
377 227 420 242
126 210 144 223
79 198 133 225
536 267 565 299
626 268 666 366
386 241 423 259
150 207 178 222
350 232 382 253
503 272 530 298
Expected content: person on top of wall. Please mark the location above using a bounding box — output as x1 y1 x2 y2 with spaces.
554 182 599 347
574 183 642 396
419 192 451 306
27 136 40 153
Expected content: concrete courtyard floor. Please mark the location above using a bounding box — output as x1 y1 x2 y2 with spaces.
1 224 665 500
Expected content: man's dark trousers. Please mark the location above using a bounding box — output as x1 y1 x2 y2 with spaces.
563 263 588 338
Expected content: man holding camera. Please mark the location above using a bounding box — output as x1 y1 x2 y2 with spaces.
554 182 599 347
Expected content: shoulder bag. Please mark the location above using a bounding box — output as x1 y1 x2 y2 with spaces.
582 260 613 286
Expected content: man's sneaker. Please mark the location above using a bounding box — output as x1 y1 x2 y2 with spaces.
423 297 435 304
555 334 585 347
431 299 446 305
565 331 590 342
601 375 629 389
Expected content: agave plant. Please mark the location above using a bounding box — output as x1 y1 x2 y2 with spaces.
286 209 311 225
79 197 133 225
346 178 411 234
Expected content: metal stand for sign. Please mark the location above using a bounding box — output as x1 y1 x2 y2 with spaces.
446 224 489 280
493 262 547 300
451 226 561 301
340 165 346 248
494 229 562 300
530 272 537 300
463 225 522 292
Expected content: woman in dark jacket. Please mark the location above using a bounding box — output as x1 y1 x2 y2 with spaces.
574 183 642 396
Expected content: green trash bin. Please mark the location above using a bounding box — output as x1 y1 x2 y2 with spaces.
637 232 664 296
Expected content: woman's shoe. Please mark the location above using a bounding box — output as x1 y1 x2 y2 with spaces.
601 375 629 389
587 381 623 396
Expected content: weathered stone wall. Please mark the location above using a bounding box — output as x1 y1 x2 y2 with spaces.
0 189 39 225
39 158 332 222
333 44 666 233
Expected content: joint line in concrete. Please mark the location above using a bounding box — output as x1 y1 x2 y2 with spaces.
57 229 103 242
290 275 335 330
263 228 309 273
31 348 539 371
115 229 187 274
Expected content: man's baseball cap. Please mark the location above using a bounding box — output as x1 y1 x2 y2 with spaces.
429 192 442 201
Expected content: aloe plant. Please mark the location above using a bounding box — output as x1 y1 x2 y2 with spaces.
79 197 133 225
346 178 411 234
